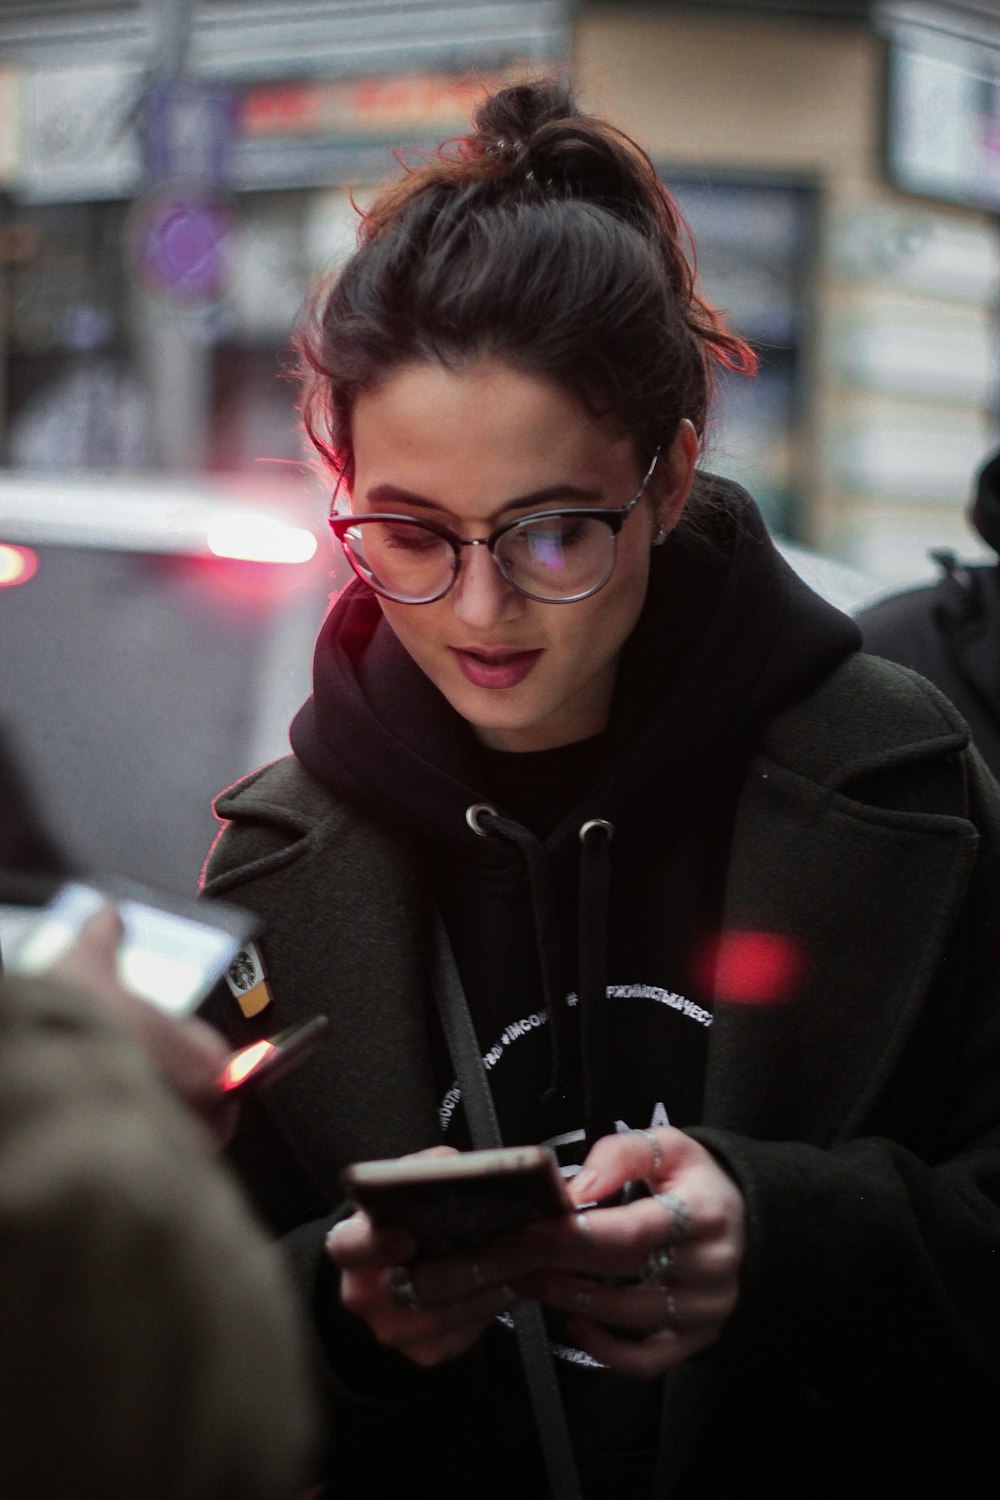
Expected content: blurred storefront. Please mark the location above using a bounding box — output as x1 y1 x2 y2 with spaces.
577 0 1000 580
0 1 573 477
0 1 998 581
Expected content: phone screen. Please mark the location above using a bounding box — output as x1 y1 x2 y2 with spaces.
9 881 257 1017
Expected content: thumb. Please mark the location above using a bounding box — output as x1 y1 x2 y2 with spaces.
50 905 126 992
568 1126 688 1206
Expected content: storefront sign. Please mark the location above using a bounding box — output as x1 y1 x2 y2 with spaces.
17 63 143 202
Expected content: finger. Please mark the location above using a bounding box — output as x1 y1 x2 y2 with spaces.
49 905 126 991
509 1195 699 1281
526 1271 730 1334
379 1255 524 1319
570 1127 688 1205
325 1211 416 1269
340 1266 518 1354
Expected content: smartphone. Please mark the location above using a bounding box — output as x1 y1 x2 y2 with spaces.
339 1144 572 1257
6 879 258 1018
217 1014 329 1099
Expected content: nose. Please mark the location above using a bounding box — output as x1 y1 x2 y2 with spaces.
450 541 521 628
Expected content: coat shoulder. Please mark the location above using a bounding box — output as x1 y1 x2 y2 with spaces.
761 651 970 790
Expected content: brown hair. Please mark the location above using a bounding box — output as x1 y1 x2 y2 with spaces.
297 78 756 491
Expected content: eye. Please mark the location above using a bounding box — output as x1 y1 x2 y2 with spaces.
381 523 442 552
512 516 592 551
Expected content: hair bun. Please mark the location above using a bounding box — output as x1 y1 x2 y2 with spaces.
471 79 577 155
468 79 658 242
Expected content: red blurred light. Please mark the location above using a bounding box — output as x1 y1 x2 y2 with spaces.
221 1039 274 1089
698 930 804 1006
0 544 38 588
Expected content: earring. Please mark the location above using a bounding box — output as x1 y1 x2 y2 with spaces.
652 527 669 547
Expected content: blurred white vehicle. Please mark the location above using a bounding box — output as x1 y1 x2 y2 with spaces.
0 471 334 897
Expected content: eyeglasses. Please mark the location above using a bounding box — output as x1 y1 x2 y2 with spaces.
328 450 660 606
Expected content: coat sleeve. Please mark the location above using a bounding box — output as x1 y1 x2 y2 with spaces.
0 975 319 1500
688 744 1000 1478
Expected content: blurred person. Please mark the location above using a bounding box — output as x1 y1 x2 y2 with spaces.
201 81 1000 1498
0 906 319 1499
858 446 1000 776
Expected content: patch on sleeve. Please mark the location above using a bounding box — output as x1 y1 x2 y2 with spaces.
224 942 272 1018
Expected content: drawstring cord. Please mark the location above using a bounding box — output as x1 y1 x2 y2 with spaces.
577 819 614 1144
466 804 615 1132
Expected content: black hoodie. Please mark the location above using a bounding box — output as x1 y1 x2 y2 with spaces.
289 477 859 1492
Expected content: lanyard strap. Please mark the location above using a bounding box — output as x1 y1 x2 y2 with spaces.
428 901 584 1500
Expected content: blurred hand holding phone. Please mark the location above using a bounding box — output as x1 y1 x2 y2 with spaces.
6 879 257 1018
5 878 328 1122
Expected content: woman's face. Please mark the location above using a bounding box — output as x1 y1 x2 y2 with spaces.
349 358 697 753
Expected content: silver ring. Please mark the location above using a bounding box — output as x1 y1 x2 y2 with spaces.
654 1190 692 1244
388 1265 424 1312
650 1290 683 1334
470 1259 489 1290
640 1245 675 1285
575 1209 593 1244
635 1128 663 1177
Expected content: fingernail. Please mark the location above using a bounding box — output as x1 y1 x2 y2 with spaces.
325 1220 350 1253
571 1169 598 1200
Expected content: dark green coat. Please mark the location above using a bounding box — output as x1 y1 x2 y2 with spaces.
203 653 1000 1498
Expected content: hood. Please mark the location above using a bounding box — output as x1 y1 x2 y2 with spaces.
971 449 1000 557
289 475 860 860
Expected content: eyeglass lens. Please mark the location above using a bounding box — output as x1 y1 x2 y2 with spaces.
341 515 616 602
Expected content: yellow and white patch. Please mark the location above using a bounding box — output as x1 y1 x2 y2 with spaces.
224 942 272 1018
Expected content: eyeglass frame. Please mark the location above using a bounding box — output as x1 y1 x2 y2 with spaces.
327 448 661 606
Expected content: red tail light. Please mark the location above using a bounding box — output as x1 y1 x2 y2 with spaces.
0 544 38 588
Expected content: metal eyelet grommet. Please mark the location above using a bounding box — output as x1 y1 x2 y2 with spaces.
578 818 615 843
466 803 499 836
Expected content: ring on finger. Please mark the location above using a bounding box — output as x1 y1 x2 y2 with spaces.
650 1290 684 1334
640 1245 675 1285
388 1265 425 1312
635 1128 663 1178
654 1190 693 1244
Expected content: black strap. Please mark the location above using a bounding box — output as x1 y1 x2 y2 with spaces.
428 902 584 1500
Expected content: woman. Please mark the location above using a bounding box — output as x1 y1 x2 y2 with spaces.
202 80 1000 1498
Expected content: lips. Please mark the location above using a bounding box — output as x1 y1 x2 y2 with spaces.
452 646 542 690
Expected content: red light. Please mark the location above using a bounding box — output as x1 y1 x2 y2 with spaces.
0 544 38 588
221 1039 274 1090
697 930 804 1006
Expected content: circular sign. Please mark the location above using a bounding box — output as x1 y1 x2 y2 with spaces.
127 187 238 306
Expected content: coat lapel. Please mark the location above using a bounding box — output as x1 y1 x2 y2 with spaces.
704 656 978 1145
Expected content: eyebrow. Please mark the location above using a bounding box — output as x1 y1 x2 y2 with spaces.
363 481 606 521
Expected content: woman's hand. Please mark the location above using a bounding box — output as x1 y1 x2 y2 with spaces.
327 1129 745 1376
326 1147 522 1368
502 1127 746 1376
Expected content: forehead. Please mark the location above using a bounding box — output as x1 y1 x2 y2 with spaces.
350 359 638 512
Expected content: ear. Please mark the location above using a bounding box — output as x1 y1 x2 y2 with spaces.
652 419 699 542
